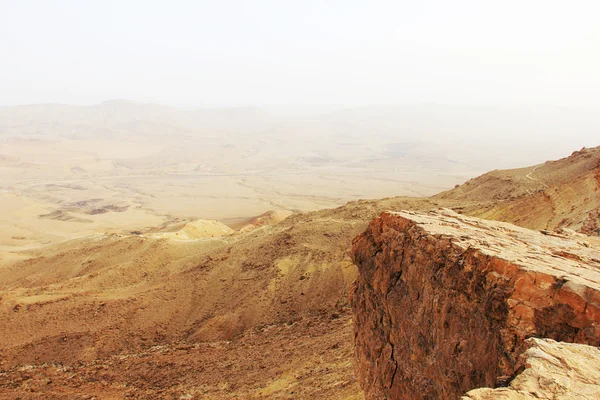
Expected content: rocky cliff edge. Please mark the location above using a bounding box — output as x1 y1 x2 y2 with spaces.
350 209 600 399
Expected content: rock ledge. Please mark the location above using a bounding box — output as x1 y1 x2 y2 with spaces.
350 209 600 399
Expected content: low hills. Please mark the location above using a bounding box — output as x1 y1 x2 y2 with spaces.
153 219 235 240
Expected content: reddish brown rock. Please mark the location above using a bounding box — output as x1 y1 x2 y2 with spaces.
581 209 600 236
350 209 600 400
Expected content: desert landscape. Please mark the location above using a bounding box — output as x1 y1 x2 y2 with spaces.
2 102 599 258
1 105 599 398
3 1 600 398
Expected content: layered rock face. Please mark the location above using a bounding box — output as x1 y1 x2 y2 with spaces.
350 210 600 399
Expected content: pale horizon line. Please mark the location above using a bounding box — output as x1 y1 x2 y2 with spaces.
2 99 600 112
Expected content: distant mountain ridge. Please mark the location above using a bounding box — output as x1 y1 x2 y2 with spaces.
0 100 273 138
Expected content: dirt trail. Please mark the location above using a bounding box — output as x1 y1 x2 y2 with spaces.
525 165 549 189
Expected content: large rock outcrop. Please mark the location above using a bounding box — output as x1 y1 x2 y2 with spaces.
350 209 600 399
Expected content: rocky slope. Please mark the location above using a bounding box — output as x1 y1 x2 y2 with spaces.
437 146 600 234
0 197 441 398
350 209 600 399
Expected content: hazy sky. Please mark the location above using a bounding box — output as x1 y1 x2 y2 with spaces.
1 0 599 107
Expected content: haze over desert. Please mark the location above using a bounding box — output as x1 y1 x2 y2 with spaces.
2 101 599 257
2 1 600 399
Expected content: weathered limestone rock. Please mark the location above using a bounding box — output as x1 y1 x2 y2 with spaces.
463 338 600 399
350 209 600 400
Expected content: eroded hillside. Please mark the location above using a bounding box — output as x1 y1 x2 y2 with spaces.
0 197 447 399
437 146 600 234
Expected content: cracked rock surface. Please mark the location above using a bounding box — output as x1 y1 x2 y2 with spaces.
350 209 600 399
463 338 600 399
